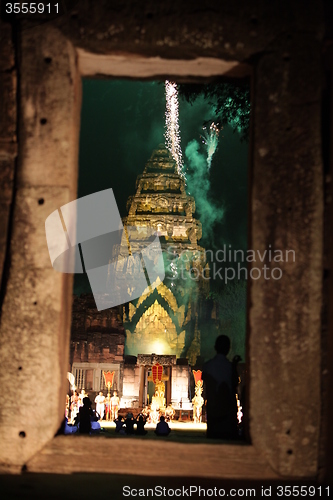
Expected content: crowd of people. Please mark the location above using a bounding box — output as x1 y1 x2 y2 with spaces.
114 413 170 436
68 389 120 423
61 335 242 440
63 385 172 437
61 399 171 437
60 396 102 435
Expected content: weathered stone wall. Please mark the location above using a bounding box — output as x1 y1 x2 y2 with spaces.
71 335 124 363
122 364 140 404
172 365 190 404
0 19 16 296
321 39 333 483
0 24 81 467
70 294 125 364
250 34 324 476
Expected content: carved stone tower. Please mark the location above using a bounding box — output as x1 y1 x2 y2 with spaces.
121 145 209 362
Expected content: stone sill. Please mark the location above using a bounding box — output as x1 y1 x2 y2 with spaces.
22 436 279 479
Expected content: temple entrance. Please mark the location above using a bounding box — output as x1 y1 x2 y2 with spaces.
144 365 172 407
138 354 175 409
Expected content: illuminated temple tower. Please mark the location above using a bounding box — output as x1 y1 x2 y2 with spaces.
114 144 210 408
70 145 214 409
120 144 209 361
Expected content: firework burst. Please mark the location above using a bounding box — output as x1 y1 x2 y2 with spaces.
201 122 220 169
164 81 184 175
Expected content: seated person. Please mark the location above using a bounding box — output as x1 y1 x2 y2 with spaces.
90 420 101 434
64 417 78 434
56 416 77 435
90 410 101 434
115 416 125 434
124 413 135 435
155 415 170 436
135 414 147 435
91 409 100 422
73 412 80 427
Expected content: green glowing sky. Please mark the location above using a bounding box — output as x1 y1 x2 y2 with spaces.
75 79 248 296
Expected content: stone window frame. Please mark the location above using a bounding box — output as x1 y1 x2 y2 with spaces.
0 21 322 480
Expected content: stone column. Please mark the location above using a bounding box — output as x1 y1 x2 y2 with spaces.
138 365 145 407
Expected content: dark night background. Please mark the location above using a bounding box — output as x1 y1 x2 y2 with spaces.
74 78 248 358
77 79 248 250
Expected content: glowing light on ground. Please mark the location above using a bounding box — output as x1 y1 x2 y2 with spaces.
201 122 220 169
100 421 207 431
164 81 184 176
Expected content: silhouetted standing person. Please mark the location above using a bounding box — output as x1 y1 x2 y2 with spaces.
79 397 94 434
202 335 238 439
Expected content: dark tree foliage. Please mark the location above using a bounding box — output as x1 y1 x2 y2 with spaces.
178 83 250 142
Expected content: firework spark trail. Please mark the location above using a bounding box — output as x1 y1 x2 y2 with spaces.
201 122 220 169
164 81 184 175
